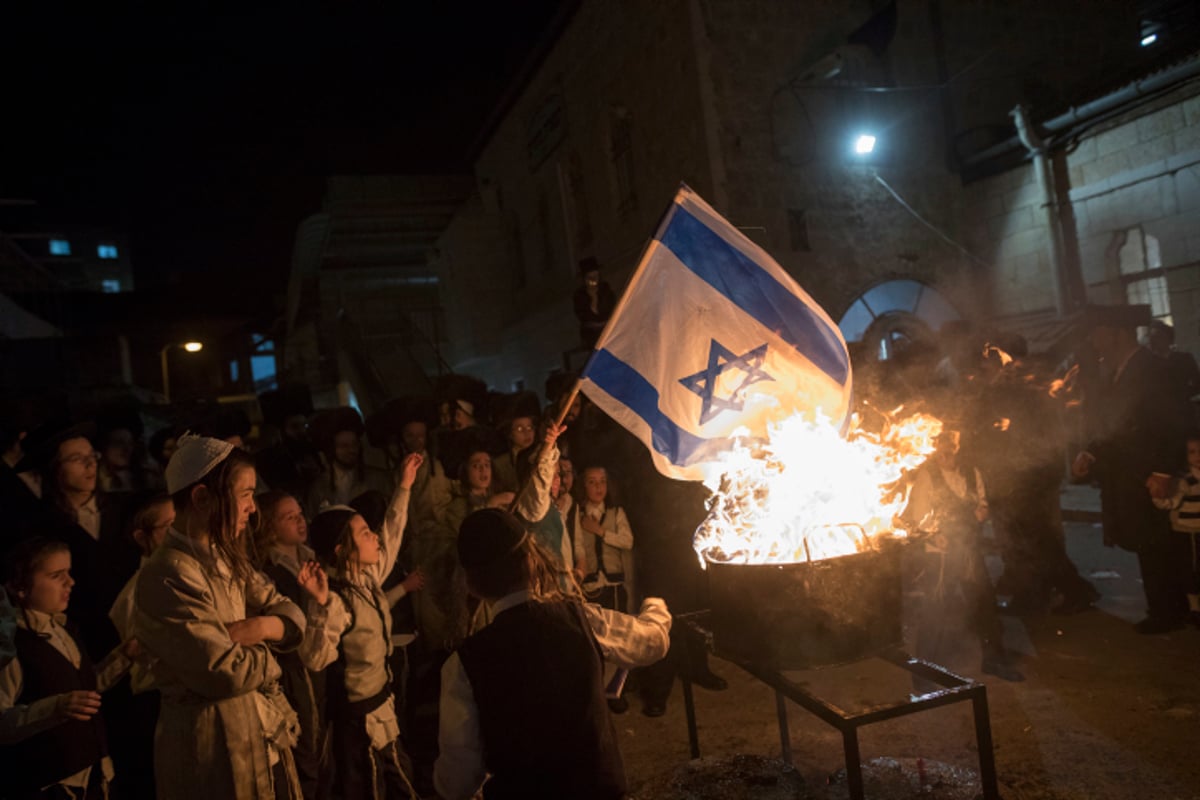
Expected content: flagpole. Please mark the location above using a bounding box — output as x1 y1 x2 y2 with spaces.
507 185 687 513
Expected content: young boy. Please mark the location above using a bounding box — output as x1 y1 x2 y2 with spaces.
108 492 174 799
1150 432 1200 626
435 508 670 800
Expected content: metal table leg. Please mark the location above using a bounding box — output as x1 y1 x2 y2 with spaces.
682 676 700 759
774 690 792 766
842 729 864 800
972 689 1001 800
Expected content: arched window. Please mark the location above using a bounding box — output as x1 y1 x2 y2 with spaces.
1118 227 1171 325
838 279 961 360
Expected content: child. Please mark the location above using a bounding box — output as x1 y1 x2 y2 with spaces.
0 537 136 798
299 452 422 799
902 430 1022 683
107 492 174 800
434 508 671 800
109 492 175 681
572 466 635 614
1150 432 1200 626
570 464 636 713
134 434 308 799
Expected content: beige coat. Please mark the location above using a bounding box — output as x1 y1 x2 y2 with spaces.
135 531 307 799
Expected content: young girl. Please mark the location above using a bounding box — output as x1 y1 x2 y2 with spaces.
299 452 422 799
0 537 136 798
134 434 308 799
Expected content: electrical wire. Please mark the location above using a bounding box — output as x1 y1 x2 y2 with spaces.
871 171 994 269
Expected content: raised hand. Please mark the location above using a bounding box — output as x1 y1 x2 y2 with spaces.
399 452 425 490
297 560 330 607
543 422 566 449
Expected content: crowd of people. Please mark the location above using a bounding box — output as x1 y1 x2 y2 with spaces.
1 301 1198 799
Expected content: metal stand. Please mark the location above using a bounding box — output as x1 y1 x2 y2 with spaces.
677 611 1000 800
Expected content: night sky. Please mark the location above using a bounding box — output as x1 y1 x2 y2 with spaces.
0 3 567 297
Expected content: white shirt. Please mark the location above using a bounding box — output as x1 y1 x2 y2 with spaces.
76 495 101 540
433 591 671 800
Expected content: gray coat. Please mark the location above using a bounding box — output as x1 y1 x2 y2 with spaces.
135 532 306 799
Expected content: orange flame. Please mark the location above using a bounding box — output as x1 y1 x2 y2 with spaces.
993 417 1011 431
982 343 1013 366
693 410 942 566
1048 364 1079 398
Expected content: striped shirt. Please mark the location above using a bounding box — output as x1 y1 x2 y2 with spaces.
1167 469 1200 534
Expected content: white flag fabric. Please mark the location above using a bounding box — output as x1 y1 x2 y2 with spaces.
579 185 852 481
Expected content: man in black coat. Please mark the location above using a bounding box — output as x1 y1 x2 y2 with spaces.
1072 305 1193 634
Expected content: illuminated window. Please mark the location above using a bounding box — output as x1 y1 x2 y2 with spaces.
1119 227 1172 325
101 279 121 293
250 333 277 391
49 239 71 256
97 244 119 259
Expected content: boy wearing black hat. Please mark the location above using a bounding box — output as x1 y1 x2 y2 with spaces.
434 508 670 800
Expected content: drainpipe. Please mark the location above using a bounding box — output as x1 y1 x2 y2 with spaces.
964 56 1200 170
1010 105 1069 316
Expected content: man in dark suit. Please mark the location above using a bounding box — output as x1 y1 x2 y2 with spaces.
1072 305 1193 634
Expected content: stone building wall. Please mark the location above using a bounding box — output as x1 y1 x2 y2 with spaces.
437 0 716 392
964 82 1200 352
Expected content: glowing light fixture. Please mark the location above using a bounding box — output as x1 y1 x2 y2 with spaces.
183 341 204 353
1140 32 1158 46
854 134 877 155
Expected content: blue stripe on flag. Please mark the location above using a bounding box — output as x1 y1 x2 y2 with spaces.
658 207 849 386
584 349 736 468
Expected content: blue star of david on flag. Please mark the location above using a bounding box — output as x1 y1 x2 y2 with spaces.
679 340 774 425
577 184 852 481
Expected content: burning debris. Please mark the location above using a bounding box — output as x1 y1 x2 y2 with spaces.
693 410 942 567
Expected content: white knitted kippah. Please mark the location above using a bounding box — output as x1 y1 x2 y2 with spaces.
165 433 236 495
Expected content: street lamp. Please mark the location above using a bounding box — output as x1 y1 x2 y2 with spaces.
853 133 877 155
160 341 203 403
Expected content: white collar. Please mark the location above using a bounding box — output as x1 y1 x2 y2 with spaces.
489 588 535 617
17 607 68 632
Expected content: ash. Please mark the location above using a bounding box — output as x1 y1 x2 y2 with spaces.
643 754 808 799
823 757 983 800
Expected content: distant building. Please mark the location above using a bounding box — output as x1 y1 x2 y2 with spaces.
284 175 473 410
11 227 135 293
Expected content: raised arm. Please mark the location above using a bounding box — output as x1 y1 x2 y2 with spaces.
512 424 563 525
370 453 420 583
581 597 671 669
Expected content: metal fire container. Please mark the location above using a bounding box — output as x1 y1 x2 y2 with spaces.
705 543 904 669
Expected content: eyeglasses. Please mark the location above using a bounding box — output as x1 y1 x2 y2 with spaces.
513 425 535 433
61 451 101 467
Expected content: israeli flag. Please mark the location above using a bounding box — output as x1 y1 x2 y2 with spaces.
580 185 852 481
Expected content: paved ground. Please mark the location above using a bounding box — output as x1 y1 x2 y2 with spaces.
617 486 1200 799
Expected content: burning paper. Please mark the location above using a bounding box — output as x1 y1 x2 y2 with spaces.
693 410 942 566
